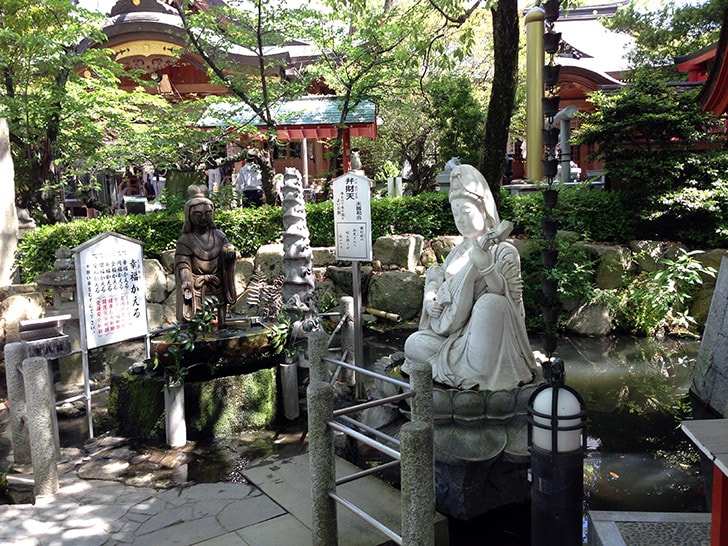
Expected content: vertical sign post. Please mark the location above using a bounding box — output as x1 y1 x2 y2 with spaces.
332 172 372 374
74 232 148 437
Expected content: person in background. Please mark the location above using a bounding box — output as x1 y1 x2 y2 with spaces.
235 150 264 206
144 172 157 201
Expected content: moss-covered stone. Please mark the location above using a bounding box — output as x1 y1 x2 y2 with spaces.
108 368 277 440
185 368 277 438
108 373 166 440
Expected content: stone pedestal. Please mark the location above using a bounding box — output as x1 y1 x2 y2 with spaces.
435 458 531 520
109 367 277 440
428 380 543 520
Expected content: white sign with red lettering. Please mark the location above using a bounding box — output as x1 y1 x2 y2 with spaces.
75 232 149 349
332 172 372 261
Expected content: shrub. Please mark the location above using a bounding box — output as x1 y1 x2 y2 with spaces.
13 186 724 285
592 249 716 337
520 239 598 332
504 186 637 242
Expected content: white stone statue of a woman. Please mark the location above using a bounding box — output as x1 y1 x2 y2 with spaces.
403 164 536 392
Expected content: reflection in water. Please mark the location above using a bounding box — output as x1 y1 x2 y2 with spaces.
366 331 709 545
552 335 707 513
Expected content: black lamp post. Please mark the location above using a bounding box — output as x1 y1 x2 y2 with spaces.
528 358 587 546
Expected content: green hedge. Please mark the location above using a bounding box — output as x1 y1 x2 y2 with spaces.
17 186 723 284
16 193 456 282
499 186 637 243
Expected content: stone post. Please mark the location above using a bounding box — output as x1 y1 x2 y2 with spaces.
409 359 433 425
0 118 18 286
307 331 338 545
4 342 30 464
401 420 435 546
24 357 59 496
164 383 187 448
308 329 330 384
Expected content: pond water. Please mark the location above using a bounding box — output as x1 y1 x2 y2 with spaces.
371 330 707 510
365 329 709 545
558 334 707 514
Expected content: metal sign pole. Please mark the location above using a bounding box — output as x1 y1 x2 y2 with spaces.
352 260 364 370
82 347 93 438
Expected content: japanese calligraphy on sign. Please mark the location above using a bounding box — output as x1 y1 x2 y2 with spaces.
332 172 372 261
74 232 149 349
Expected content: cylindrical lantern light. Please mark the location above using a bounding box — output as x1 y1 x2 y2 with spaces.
528 358 586 546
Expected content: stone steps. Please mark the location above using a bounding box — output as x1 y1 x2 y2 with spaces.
243 452 450 546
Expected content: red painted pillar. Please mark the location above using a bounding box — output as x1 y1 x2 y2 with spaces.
712 465 728 546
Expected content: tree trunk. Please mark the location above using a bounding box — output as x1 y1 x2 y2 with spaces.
480 0 520 206
260 140 277 205
38 178 68 223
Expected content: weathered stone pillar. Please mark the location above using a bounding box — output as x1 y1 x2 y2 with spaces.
0 118 18 287
24 357 59 496
4 342 30 464
401 420 435 546
408 359 433 425
307 330 338 545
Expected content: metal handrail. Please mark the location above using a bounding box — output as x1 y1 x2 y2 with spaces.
330 492 403 544
336 415 400 449
308 308 434 546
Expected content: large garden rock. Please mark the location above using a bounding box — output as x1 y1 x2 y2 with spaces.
565 302 612 336
234 257 255 297
582 243 632 290
373 234 424 271
1 291 45 343
144 258 167 303
430 236 462 263
312 247 337 267
160 249 176 272
255 243 284 281
146 302 166 330
326 265 373 297
628 240 688 273
368 270 424 321
696 248 728 287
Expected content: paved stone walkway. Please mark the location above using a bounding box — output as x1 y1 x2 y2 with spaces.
0 466 309 546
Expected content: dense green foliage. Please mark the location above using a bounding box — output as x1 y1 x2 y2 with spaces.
593 250 716 337
16 206 282 282
427 75 486 167
575 77 728 248
499 187 637 243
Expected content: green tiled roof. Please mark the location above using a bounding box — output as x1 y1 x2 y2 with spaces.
200 96 376 128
